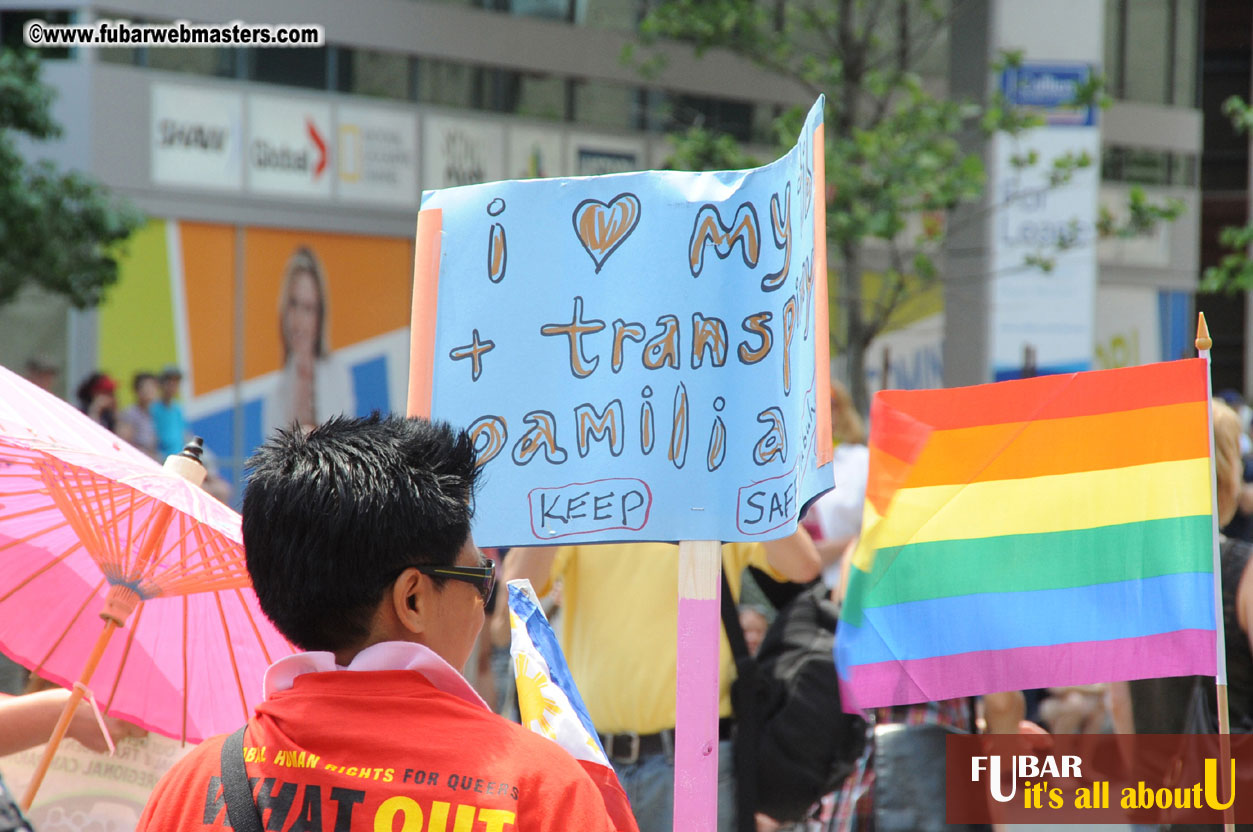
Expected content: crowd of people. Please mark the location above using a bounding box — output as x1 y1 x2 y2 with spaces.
2 360 1251 832
26 359 233 506
68 364 187 462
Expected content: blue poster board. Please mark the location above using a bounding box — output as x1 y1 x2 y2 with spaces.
411 97 832 545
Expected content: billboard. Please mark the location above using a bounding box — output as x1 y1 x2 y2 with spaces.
97 220 413 501
247 95 333 198
422 114 506 188
150 84 244 191
989 61 1100 380
337 105 418 207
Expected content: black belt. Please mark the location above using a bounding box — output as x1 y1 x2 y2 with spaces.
599 718 734 765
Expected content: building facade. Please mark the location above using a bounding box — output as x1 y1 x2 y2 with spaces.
882 0 1203 392
0 0 1211 494
0 0 805 491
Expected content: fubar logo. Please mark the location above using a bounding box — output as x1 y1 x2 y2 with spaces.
971 754 1082 802
972 751 1082 801
948 734 1247 825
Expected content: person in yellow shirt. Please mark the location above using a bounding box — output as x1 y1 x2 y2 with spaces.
506 531 821 832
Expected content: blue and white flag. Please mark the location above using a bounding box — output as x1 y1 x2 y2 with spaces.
507 580 638 832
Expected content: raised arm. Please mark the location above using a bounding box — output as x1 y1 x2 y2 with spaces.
981 690 1026 734
762 526 822 583
503 546 560 597
0 688 145 755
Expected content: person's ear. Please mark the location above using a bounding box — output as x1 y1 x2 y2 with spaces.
390 568 427 637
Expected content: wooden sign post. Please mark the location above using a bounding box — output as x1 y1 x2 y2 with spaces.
675 541 723 830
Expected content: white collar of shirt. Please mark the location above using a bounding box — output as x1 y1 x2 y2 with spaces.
263 641 489 711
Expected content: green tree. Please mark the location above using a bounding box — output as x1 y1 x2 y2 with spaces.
0 49 142 309
636 0 1179 411
1201 97 1253 293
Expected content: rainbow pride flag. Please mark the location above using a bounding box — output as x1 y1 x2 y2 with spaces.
835 359 1217 710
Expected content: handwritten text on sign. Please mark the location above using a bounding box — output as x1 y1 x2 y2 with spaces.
412 98 831 544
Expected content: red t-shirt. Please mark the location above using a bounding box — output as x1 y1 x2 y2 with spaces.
137 669 615 831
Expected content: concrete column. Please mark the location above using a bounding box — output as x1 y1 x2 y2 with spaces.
945 0 1104 386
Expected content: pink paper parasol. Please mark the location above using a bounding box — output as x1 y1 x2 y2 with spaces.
0 364 292 807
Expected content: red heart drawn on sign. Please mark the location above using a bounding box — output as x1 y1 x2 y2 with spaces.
572 193 641 273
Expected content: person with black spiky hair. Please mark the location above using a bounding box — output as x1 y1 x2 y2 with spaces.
139 414 619 832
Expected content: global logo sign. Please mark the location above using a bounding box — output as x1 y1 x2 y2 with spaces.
252 119 328 180
247 96 332 198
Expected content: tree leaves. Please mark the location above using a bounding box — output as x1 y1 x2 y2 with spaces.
0 49 142 309
640 0 1177 410
1201 97 1253 293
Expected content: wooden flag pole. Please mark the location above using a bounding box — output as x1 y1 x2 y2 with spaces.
675 540 722 832
1196 312 1234 832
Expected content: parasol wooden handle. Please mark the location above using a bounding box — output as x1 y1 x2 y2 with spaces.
21 618 118 810
22 436 210 809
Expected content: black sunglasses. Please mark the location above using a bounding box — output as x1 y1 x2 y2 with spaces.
411 558 496 603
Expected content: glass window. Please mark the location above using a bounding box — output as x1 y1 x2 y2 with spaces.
247 45 328 89
1121 148 1171 185
751 103 780 145
1103 0 1122 98
572 79 642 130
572 0 643 31
1173 0 1198 107
0 8 72 59
97 46 140 66
415 58 480 109
147 46 236 78
906 5 949 79
640 89 674 133
336 48 411 99
509 0 571 20
95 13 144 67
668 94 755 142
415 0 571 15
1101 145 1199 187
1173 152 1198 187
1123 0 1170 105
485 70 567 120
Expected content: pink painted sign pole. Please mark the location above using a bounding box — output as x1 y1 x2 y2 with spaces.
675 540 723 831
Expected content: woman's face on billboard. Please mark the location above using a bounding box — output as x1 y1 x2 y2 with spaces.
284 268 321 359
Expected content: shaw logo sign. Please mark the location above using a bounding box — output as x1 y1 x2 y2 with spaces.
157 120 229 152
151 84 243 190
248 96 331 197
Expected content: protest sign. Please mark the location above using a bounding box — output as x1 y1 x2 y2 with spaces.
1 735 192 831
410 97 832 546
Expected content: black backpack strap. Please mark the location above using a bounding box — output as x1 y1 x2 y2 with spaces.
720 568 751 663
720 567 759 832
220 725 264 832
